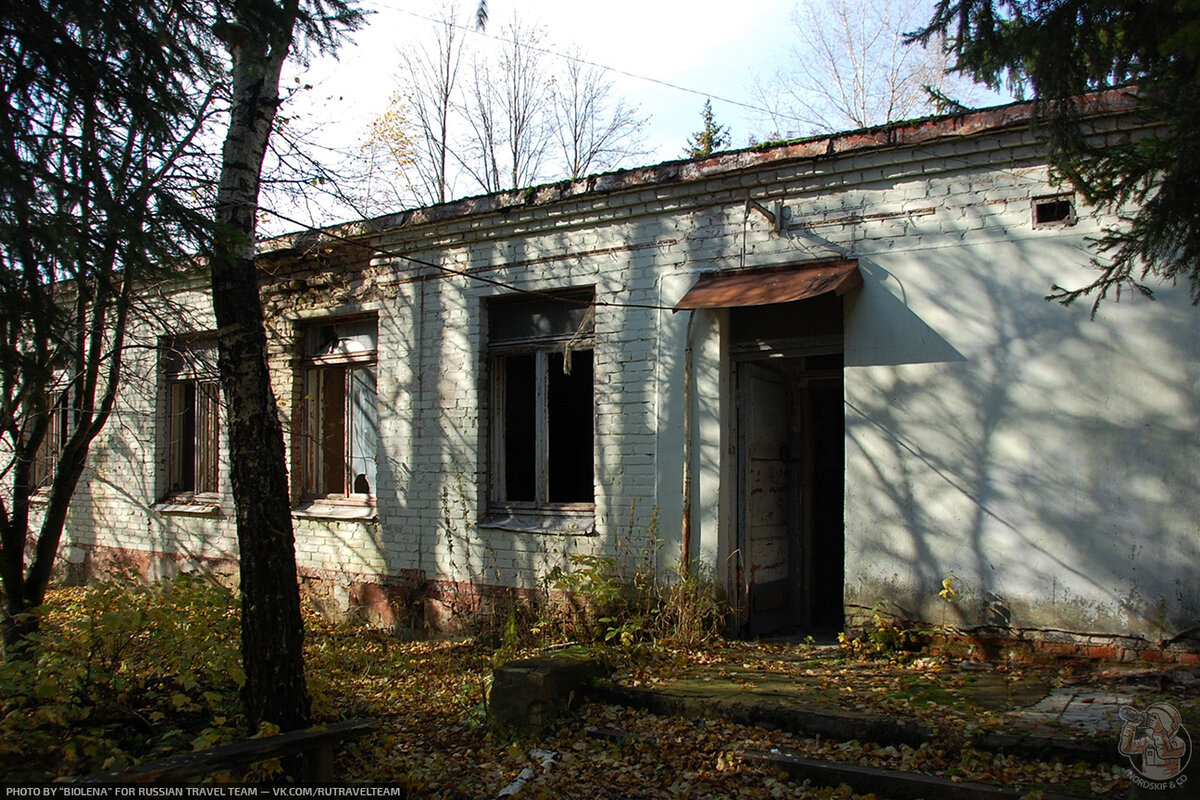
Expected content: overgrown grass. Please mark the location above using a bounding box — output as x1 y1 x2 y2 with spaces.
0 556 726 783
543 553 727 650
0 576 245 782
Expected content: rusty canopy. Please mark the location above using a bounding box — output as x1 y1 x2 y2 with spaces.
673 259 862 311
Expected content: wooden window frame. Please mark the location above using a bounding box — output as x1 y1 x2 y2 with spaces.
299 319 378 505
162 340 221 502
31 387 69 492
488 291 595 514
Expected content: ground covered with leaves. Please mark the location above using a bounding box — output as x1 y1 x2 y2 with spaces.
332 634 1191 799
0 579 1195 798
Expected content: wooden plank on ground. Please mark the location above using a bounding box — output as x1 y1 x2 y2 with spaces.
78 719 374 784
741 750 1085 800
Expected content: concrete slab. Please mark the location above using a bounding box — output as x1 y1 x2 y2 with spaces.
489 650 609 736
1010 688 1141 733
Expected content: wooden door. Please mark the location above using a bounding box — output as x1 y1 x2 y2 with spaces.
739 363 795 635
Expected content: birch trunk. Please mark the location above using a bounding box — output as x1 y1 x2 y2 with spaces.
210 1 311 734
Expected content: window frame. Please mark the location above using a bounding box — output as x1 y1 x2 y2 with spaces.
161 339 221 502
487 290 596 514
298 317 379 505
30 386 69 493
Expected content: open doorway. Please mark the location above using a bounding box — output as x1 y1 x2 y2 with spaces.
733 297 845 637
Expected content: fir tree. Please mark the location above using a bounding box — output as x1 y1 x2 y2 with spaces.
686 99 731 158
914 0 1200 313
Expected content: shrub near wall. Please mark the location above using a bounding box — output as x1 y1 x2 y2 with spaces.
0 577 245 781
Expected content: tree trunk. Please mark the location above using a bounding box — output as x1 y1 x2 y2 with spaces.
210 1 311 734
1 268 132 657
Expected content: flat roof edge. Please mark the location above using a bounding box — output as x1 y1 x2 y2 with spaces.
259 89 1141 256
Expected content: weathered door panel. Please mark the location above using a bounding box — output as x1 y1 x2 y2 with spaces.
740 364 794 635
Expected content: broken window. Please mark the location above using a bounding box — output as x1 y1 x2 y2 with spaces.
30 387 69 491
163 340 220 497
489 290 595 509
1033 194 1076 227
300 317 378 501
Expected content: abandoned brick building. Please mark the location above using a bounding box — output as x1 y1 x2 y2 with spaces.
33 95 1200 659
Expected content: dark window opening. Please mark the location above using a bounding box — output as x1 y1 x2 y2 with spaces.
176 383 196 491
503 355 537 502
1034 196 1075 226
32 390 69 490
318 367 347 495
168 380 219 495
164 340 220 498
489 289 596 510
547 350 594 503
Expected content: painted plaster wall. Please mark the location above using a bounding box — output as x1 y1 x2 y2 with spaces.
805 142 1200 641
665 119 1200 641
41 107 1198 642
842 239 1200 640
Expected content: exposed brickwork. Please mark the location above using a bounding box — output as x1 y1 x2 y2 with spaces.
20 97 1196 651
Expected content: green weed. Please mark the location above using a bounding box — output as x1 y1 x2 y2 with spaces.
0 575 244 781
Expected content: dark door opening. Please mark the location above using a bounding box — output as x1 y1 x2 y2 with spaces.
737 354 845 637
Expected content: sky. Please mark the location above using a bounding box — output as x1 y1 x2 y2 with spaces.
275 0 1005 231
287 0 800 171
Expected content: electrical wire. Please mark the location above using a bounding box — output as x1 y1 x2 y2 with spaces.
370 0 808 126
262 207 682 311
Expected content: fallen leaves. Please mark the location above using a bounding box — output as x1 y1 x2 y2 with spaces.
320 635 1200 798
15 585 1196 798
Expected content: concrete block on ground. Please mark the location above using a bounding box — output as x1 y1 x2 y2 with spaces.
489 650 610 736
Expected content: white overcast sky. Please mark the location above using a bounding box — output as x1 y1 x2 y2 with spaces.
289 0 800 166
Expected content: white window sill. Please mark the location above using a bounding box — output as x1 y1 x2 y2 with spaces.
480 509 596 535
292 501 377 522
153 501 221 517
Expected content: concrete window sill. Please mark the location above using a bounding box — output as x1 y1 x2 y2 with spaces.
292 502 377 522
479 509 596 535
153 501 221 517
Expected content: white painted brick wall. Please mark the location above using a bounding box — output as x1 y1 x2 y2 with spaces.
28 110 1195 640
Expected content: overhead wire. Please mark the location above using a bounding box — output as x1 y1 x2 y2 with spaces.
267 2 1064 300
369 0 810 128
261 207 682 311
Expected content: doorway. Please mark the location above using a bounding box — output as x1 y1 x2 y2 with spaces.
733 299 845 636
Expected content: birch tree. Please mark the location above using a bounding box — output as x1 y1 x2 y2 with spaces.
367 6 649 203
391 1 465 206
458 52 506 193
752 0 977 136
457 16 554 192
497 18 554 190
208 0 361 734
551 50 648 180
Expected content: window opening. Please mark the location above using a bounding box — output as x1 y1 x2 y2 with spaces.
301 317 378 501
164 340 220 497
31 388 69 490
547 349 593 503
489 289 595 510
1033 195 1075 226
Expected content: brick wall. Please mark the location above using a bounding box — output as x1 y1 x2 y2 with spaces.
40 103 1199 648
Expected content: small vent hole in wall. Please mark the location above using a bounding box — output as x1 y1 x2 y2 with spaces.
1033 195 1075 226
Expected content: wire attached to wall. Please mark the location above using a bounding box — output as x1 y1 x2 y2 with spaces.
262 207 681 312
